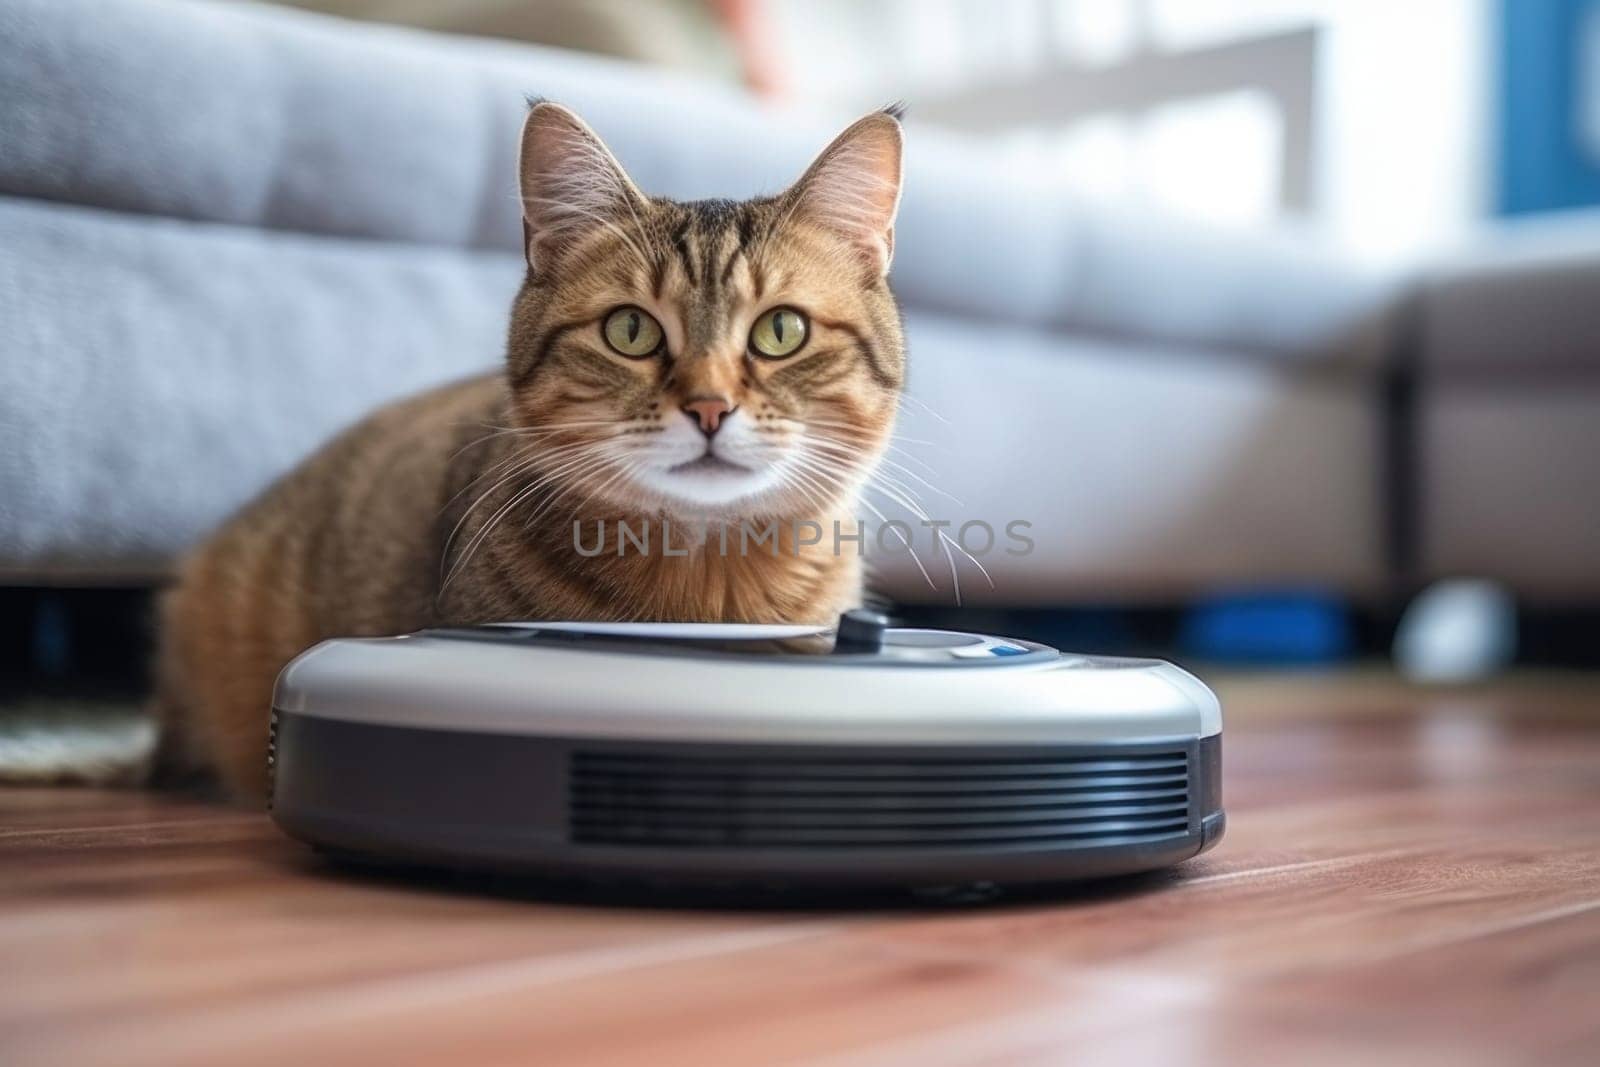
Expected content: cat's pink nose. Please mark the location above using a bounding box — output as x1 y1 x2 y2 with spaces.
682 397 735 436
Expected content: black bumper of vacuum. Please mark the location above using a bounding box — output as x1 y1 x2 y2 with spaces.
271 712 1223 894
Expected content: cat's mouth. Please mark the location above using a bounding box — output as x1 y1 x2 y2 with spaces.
635 441 783 509
667 455 751 476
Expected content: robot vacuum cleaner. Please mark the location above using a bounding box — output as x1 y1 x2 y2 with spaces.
269 611 1223 897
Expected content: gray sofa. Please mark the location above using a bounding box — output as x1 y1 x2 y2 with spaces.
1 0 1594 607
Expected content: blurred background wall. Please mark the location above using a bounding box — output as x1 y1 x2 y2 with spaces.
271 0 1507 261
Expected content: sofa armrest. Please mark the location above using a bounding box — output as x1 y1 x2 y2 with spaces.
1420 210 1600 378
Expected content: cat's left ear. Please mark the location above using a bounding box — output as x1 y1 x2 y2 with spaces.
519 101 646 274
782 108 904 277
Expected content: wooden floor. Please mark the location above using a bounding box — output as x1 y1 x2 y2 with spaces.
4 675 1600 1067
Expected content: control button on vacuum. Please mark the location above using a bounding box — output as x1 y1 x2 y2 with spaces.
833 609 889 653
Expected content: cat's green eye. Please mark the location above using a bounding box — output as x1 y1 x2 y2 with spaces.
602 306 664 358
749 307 808 359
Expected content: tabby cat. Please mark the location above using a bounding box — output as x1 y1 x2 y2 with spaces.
153 102 907 797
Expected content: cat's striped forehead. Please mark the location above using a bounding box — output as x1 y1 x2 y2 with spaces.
645 196 776 300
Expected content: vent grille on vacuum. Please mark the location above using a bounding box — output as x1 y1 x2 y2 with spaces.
568 748 1191 849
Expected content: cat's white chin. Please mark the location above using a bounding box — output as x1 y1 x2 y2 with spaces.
632 458 784 511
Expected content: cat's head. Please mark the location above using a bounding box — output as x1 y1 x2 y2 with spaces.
506 101 905 519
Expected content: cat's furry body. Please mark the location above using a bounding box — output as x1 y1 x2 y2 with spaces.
153 104 907 796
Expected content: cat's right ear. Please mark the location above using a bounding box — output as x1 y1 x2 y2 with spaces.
518 101 645 274
780 109 904 278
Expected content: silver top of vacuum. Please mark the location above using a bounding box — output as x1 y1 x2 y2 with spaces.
272 618 1222 745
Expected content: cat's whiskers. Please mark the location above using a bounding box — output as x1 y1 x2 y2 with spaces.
439 437 607 549
766 415 942 488
772 460 839 519
556 455 648 531
449 421 615 463
802 414 941 451
475 419 632 436
450 418 634 484
440 446 566 573
519 448 631 530
796 434 938 513
881 443 941 477
797 418 966 520
849 489 940 595
443 421 629 519
449 434 601 496
802 434 960 507
898 392 952 426
441 439 623 590
826 454 988 588
795 438 993 606
443 454 617 593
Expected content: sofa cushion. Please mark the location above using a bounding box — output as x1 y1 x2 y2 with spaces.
873 313 1384 602
0 194 517 578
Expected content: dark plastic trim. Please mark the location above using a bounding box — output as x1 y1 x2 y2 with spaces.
271 712 1223 895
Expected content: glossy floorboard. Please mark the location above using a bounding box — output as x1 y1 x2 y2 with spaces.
4 674 1599 1066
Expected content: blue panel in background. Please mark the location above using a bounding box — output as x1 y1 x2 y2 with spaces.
1498 0 1600 214
1179 590 1352 666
